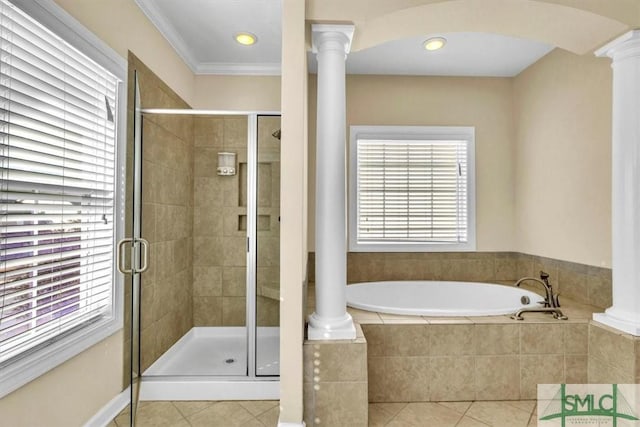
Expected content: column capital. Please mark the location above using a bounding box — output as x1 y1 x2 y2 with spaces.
595 29 640 60
311 24 355 55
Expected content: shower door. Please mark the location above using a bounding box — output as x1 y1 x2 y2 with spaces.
121 72 148 426
255 115 280 376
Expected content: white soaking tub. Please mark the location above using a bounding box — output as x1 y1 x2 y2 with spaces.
346 281 543 316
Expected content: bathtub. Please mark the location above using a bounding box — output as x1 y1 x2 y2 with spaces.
346 281 543 316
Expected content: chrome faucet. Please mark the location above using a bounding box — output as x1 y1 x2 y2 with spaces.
511 271 567 320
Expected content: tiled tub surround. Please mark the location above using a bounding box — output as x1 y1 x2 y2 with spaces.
303 323 369 427
301 296 597 425
359 308 592 403
588 321 640 384
308 251 612 309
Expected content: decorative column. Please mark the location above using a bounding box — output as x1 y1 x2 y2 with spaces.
308 24 356 340
593 30 640 336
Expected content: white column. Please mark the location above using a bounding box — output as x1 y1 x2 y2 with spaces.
308 24 356 340
593 30 640 336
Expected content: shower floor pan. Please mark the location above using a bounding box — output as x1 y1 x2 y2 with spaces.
139 326 279 401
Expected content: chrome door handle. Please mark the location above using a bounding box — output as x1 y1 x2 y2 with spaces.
136 238 149 273
117 238 134 274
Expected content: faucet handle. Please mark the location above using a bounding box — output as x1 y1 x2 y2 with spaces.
539 271 550 281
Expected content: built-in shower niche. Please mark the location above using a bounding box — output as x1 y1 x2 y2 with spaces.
239 215 271 231
235 157 280 327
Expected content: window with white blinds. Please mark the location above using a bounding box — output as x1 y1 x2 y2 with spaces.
349 126 475 252
0 0 119 366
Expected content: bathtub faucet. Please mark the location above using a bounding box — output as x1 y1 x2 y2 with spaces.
512 271 567 320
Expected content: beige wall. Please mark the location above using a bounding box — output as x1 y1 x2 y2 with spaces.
308 74 516 252
53 0 194 104
0 332 123 427
192 75 281 111
513 49 612 267
279 0 308 422
0 1 195 424
307 0 634 54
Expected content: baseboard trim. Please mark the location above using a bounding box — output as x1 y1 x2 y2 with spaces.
83 386 129 427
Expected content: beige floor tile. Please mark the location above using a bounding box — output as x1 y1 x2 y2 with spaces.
504 400 536 414
368 402 407 426
172 401 215 418
129 402 186 427
256 406 281 426
465 401 531 427
456 416 491 426
188 401 256 427
438 401 472 414
106 421 119 427
527 406 539 427
237 400 279 417
387 402 462 427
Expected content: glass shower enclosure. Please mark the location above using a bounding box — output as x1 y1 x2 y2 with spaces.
123 74 280 424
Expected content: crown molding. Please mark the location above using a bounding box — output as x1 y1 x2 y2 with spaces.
134 0 281 76
134 0 199 72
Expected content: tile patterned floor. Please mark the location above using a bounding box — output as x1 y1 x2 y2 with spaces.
109 401 280 427
110 399 537 426
369 400 538 426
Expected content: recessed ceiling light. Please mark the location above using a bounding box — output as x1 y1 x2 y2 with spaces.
424 37 446 51
235 32 257 46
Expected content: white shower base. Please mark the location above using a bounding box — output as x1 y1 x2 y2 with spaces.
139 327 279 401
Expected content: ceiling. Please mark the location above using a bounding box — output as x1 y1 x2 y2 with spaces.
315 33 554 77
135 0 282 75
136 0 554 77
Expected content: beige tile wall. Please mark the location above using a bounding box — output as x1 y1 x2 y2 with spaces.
192 116 280 327
362 321 588 402
129 55 195 373
193 116 247 326
257 116 281 327
303 324 368 426
588 322 639 384
307 252 612 309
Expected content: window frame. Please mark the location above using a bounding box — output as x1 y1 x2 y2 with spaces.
348 125 476 252
0 0 126 398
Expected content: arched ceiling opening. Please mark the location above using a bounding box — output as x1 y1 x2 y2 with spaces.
307 0 634 55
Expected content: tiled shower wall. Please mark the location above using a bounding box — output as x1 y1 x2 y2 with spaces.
307 252 612 309
192 116 248 326
127 54 195 374
192 116 281 327
256 117 281 327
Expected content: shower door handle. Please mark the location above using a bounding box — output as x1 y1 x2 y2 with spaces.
117 238 149 274
136 238 150 273
117 238 134 274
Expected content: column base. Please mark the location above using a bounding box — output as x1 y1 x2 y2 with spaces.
277 419 306 427
307 312 356 340
593 309 640 336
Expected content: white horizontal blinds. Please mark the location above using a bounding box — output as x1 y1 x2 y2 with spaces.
0 0 118 364
356 139 468 244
